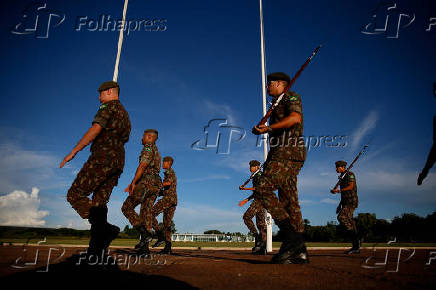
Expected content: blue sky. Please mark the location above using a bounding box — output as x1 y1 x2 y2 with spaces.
1 0 435 233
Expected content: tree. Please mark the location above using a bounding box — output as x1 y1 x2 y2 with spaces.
204 230 223 234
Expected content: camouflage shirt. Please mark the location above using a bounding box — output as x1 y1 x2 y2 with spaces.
139 142 161 176
339 171 358 207
90 100 131 169
162 168 177 200
268 91 306 162
251 171 263 198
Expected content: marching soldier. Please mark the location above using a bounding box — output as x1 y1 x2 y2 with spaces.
331 160 360 254
151 156 178 255
239 160 267 255
122 129 162 255
60 81 131 258
252 72 308 264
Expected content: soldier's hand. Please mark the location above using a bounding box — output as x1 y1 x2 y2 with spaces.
331 189 340 194
252 125 268 135
239 186 245 190
60 152 76 168
124 183 135 195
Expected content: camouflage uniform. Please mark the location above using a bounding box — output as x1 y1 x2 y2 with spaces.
122 142 162 231
243 171 266 241
67 100 131 219
152 167 177 242
256 91 306 233
337 171 358 231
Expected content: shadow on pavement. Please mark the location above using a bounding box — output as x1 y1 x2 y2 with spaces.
2 254 199 288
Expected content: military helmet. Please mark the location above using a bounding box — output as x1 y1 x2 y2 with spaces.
163 156 174 164
98 80 119 92
335 160 347 168
249 160 261 167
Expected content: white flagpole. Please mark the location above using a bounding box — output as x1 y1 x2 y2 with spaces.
113 0 129 82
259 0 273 253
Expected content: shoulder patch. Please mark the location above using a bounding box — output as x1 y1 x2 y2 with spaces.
99 104 108 110
289 95 299 102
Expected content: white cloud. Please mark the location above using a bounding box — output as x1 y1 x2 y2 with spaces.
351 110 379 149
181 174 231 183
0 143 70 193
320 198 338 205
202 100 238 125
0 187 49 226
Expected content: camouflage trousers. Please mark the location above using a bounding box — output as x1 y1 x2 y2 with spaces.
122 175 162 231
243 198 266 241
337 205 357 232
152 194 177 242
256 159 304 233
67 158 121 219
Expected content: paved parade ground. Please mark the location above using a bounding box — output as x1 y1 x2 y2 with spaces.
1 245 436 289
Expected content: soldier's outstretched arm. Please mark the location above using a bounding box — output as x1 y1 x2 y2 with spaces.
59 123 102 168
124 162 148 195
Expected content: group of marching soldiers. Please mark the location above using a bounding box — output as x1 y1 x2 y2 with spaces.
60 81 177 259
60 72 362 265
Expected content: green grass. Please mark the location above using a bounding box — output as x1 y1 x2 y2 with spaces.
1 237 436 248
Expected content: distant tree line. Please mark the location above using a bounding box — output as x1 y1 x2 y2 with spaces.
273 212 436 243
1 212 435 242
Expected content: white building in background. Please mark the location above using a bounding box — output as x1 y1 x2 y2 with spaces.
172 233 254 242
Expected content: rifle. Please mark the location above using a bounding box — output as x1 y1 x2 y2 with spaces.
255 42 324 127
238 165 264 206
330 145 369 194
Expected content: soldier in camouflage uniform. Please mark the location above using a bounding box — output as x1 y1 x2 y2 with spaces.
331 160 360 254
60 81 131 258
151 156 177 255
239 160 267 255
252 72 308 264
418 82 436 185
122 129 162 254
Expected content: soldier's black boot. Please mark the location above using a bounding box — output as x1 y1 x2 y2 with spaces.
152 229 166 248
134 225 153 249
251 234 260 253
253 239 267 255
345 230 361 254
159 242 172 255
271 220 307 264
137 241 150 256
87 207 106 262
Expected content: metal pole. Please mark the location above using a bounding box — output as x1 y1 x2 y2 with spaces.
113 0 129 82
259 0 273 253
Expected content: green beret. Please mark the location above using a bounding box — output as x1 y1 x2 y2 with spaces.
249 160 261 167
267 72 290 83
163 156 174 163
144 129 158 137
335 160 347 168
98 81 119 92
